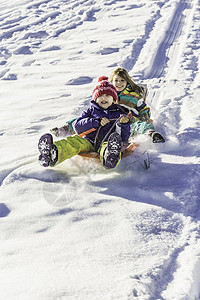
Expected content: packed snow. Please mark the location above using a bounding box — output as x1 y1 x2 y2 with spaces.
0 0 200 299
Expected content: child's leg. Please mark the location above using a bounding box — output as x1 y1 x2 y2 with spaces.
54 135 94 164
130 121 165 143
38 134 94 167
130 121 155 135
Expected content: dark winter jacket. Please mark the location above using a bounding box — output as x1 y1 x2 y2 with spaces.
74 101 130 150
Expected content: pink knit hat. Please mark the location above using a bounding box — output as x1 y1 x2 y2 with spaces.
92 76 118 102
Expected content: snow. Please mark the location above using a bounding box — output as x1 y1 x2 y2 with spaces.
0 0 200 299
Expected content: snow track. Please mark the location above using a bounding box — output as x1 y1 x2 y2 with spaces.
1 0 200 299
144 0 189 79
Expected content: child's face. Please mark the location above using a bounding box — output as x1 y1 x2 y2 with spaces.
112 75 127 92
96 94 114 109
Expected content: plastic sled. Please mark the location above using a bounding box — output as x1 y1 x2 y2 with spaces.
78 142 139 160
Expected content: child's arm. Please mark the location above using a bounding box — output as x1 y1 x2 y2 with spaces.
120 122 131 142
74 108 100 136
117 115 130 142
137 99 151 121
118 95 151 122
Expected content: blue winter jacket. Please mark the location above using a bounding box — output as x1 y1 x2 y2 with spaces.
74 101 130 150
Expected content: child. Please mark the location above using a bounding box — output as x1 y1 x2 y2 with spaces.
51 68 165 143
110 68 165 143
38 76 130 169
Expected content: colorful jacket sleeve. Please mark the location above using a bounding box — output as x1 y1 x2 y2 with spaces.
119 85 151 121
74 108 100 137
136 98 151 119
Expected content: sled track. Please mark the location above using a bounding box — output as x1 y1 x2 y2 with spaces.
143 0 196 79
1 0 200 299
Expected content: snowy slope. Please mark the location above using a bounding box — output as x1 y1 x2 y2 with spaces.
0 0 200 299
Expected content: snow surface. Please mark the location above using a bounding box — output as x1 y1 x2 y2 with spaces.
0 0 200 299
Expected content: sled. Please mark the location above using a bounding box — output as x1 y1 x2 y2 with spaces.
78 141 139 160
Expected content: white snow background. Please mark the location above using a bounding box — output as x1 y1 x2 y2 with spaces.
0 0 200 299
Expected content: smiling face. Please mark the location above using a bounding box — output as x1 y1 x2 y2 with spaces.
112 74 127 92
96 94 114 109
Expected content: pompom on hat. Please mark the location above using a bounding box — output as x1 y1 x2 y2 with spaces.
92 76 118 102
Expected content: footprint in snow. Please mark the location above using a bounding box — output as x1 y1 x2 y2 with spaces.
22 30 49 40
99 47 119 55
14 46 33 55
3 73 17 80
0 47 12 59
23 60 36 66
0 60 7 65
0 203 10 218
26 125 43 134
0 69 9 78
66 76 93 85
123 39 134 44
40 115 61 122
40 46 61 52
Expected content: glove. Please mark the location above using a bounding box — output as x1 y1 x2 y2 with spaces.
120 115 130 124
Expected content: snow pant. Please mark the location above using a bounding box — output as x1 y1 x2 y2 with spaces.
54 135 121 166
130 121 155 136
54 135 94 164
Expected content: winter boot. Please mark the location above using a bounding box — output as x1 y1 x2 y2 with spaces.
103 132 122 169
38 133 58 167
50 123 72 138
151 131 165 143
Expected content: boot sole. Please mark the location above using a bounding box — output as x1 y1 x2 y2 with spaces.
38 133 54 167
104 132 122 169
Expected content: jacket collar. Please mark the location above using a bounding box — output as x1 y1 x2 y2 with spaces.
118 84 130 96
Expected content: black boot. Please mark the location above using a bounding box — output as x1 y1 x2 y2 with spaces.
151 131 165 143
38 133 58 167
103 132 122 169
